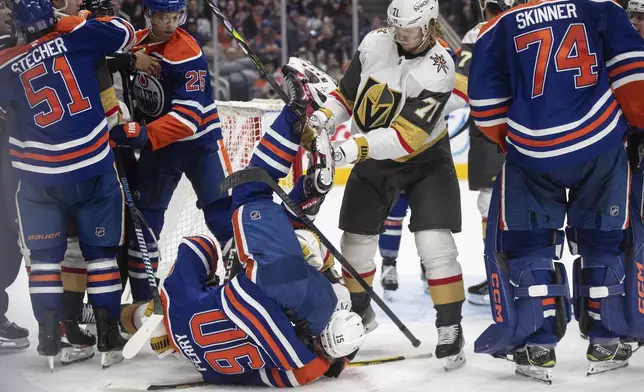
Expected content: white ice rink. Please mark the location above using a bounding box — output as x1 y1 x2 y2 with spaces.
2 183 643 392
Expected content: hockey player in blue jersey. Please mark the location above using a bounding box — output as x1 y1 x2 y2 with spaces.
120 62 366 387
0 0 138 369
468 0 644 382
108 0 234 304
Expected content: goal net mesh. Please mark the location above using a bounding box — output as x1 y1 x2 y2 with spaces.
156 99 304 278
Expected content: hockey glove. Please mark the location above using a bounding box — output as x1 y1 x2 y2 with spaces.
110 121 148 150
304 133 335 199
333 136 369 166
308 108 334 134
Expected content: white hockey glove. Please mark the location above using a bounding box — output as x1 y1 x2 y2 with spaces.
333 136 369 166
308 108 334 134
296 229 325 271
304 132 335 199
332 283 351 312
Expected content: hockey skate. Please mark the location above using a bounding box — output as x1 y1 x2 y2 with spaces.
0 316 29 351
79 303 95 325
61 320 95 365
37 311 62 372
466 280 490 306
513 344 556 385
435 324 466 371
586 340 632 376
95 307 128 368
350 292 378 333
381 258 398 301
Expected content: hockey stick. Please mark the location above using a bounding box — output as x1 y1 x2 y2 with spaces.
204 0 289 104
100 352 433 391
116 157 165 360
219 167 421 348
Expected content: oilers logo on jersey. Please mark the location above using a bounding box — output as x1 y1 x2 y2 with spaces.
133 73 165 118
354 77 403 132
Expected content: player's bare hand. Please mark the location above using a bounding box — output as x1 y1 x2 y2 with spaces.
135 51 161 75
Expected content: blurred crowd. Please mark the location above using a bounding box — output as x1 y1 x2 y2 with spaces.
113 0 498 100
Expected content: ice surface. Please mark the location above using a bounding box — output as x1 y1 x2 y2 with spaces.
2 183 642 391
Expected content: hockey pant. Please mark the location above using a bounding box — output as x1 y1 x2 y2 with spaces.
16 170 124 322
129 141 234 302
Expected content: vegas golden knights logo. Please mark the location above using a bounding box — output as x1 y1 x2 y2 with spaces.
354 77 403 132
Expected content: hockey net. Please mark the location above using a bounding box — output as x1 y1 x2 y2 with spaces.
156 99 305 278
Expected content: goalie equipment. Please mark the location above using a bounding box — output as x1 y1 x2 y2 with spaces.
586 340 633 376
320 310 366 359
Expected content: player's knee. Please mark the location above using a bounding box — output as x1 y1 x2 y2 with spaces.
203 199 234 243
340 232 377 273
415 230 461 280
29 244 67 264
62 237 87 292
79 244 119 261
567 228 624 256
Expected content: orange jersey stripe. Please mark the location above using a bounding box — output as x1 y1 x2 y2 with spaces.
187 236 216 269
10 132 109 163
30 274 62 282
224 285 293 370
293 357 330 385
202 112 220 124
260 138 296 162
174 106 201 124
471 106 509 119
217 140 234 175
87 272 121 283
608 61 644 79
508 100 618 148
271 369 286 387
479 124 508 151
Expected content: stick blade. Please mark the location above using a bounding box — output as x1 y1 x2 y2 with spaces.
122 314 164 360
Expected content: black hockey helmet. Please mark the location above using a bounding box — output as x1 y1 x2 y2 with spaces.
80 0 115 17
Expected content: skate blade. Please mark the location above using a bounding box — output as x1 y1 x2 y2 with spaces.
441 352 466 371
586 360 629 376
0 338 30 351
515 365 552 385
467 294 490 306
61 346 95 365
101 351 124 369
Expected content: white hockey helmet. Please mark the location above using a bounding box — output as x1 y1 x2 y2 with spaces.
320 310 366 359
387 0 439 48
285 57 338 110
479 0 513 14
629 0 644 14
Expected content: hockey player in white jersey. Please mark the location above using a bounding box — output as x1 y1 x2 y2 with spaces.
308 0 466 370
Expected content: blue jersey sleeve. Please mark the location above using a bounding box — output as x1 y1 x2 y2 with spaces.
468 20 512 150
602 1 644 129
65 16 137 56
146 55 220 150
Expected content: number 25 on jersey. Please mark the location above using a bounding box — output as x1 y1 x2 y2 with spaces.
515 23 598 99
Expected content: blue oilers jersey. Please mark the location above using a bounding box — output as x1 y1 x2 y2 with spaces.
468 0 644 172
161 236 328 388
131 28 221 151
0 16 136 185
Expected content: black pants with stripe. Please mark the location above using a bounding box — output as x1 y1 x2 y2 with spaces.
0 127 22 317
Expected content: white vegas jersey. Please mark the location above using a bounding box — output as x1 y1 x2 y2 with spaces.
323 28 455 162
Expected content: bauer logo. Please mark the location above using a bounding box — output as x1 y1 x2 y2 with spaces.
133 73 165 118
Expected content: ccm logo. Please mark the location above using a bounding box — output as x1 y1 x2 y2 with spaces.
491 273 503 322
637 261 644 314
28 232 62 241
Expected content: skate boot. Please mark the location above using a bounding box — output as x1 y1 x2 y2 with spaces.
350 292 378 333
381 258 398 300
79 303 95 325
0 315 30 351
37 311 62 372
586 340 632 375
61 320 95 365
94 307 128 368
513 344 556 384
435 323 466 371
466 280 490 306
